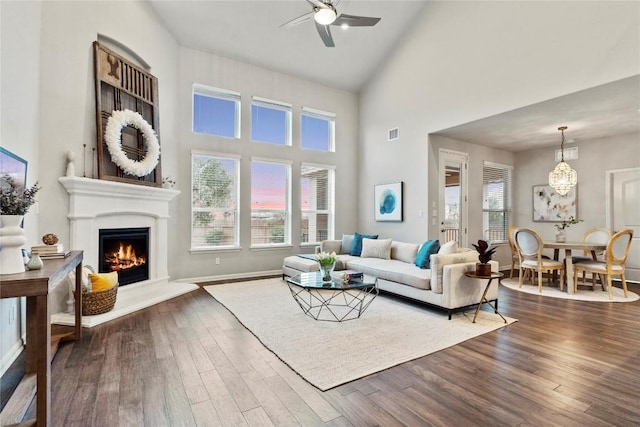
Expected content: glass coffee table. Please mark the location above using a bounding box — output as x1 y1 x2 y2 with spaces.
286 272 378 322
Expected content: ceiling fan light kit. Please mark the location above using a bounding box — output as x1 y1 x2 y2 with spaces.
282 0 381 47
314 5 337 25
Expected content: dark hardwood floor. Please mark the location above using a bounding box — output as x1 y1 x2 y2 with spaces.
22 280 640 426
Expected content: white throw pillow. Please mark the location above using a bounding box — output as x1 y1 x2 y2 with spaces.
391 241 420 263
360 238 392 260
438 240 459 255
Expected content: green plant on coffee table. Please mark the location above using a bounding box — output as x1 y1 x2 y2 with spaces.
316 251 337 267
0 174 41 215
472 239 496 264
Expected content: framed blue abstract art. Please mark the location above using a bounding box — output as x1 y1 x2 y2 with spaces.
374 181 403 222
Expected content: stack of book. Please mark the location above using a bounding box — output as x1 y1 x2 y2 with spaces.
31 244 70 259
331 270 364 283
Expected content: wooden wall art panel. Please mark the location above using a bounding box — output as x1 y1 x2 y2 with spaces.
93 41 161 186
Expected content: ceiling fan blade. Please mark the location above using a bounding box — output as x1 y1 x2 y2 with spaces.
280 11 313 29
332 14 381 27
306 0 330 9
315 21 335 47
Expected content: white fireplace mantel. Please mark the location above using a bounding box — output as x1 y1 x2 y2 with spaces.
58 176 179 275
54 176 197 327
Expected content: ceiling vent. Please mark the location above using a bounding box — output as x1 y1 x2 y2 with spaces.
555 146 578 161
388 127 399 141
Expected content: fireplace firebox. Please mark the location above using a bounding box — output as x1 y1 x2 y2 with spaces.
98 227 149 286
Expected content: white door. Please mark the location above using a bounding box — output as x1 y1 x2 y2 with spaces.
607 167 640 282
439 149 468 248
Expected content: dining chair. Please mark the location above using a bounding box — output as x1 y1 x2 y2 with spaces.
573 228 633 299
572 227 613 290
507 225 520 279
515 228 564 292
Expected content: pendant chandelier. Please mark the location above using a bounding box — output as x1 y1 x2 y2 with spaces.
548 126 577 196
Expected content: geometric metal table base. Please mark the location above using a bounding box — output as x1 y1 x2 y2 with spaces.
286 273 378 322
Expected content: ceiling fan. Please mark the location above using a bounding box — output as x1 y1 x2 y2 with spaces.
280 0 381 47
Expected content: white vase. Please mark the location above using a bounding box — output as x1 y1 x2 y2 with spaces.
555 229 567 243
0 215 27 274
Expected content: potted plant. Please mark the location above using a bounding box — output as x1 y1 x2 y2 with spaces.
472 239 496 276
316 251 337 283
554 215 582 242
1 174 41 274
1 174 41 215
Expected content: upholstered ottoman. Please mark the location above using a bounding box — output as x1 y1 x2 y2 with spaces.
282 255 319 278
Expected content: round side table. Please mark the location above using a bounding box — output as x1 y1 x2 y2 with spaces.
464 271 506 323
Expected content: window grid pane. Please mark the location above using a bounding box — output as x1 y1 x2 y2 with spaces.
251 99 291 145
192 87 240 138
301 113 333 152
192 154 239 248
301 165 333 244
251 161 290 245
482 163 512 242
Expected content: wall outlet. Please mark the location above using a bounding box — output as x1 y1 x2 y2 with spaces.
215 257 220 265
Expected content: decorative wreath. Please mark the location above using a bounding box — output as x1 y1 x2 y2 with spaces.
104 109 160 177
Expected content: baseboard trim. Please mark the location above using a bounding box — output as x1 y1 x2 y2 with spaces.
176 269 282 285
0 341 23 378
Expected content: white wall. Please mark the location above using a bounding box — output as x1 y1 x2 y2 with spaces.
0 0 42 375
174 47 358 280
359 1 640 243
35 1 179 312
514 132 640 241
0 0 179 371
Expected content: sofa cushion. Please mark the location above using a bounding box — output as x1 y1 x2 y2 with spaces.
346 258 431 290
429 250 479 293
321 240 342 255
350 232 379 256
391 241 419 264
334 254 357 270
414 240 440 269
361 238 392 260
438 240 459 255
283 255 319 272
340 234 354 255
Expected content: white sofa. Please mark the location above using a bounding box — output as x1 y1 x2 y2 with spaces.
282 239 499 319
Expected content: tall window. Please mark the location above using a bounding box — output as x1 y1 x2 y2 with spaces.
251 97 291 145
482 162 513 242
192 84 240 138
251 159 291 246
301 107 335 152
301 164 334 244
191 152 239 249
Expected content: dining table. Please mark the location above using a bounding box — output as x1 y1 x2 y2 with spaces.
543 241 607 294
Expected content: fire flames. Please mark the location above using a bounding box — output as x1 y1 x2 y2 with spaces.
105 242 146 271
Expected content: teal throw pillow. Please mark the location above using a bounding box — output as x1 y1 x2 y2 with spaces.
414 240 440 269
350 232 379 256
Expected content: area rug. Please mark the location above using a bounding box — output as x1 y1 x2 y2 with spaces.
204 278 516 391
501 278 639 302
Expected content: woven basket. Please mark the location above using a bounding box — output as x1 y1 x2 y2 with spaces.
77 284 118 316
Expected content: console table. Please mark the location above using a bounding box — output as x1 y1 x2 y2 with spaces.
0 251 83 427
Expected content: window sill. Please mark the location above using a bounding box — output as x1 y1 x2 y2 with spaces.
190 247 242 255
250 244 294 251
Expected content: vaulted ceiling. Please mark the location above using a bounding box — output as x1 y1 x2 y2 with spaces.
148 1 640 152
148 0 428 92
